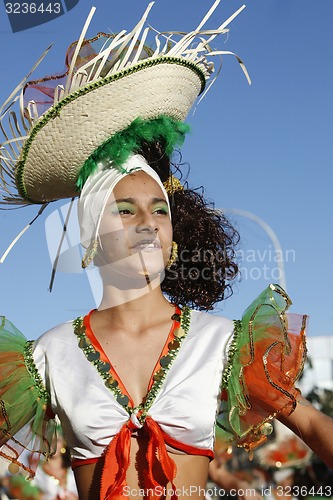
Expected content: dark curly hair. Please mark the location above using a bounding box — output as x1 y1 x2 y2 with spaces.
139 141 240 310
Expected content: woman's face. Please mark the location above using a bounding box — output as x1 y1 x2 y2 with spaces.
97 171 172 279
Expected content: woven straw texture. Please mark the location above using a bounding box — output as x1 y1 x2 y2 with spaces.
20 62 201 203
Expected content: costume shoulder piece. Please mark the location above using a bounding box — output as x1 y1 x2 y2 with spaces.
0 317 56 477
216 284 307 456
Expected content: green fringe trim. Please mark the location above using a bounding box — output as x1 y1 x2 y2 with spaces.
76 115 190 191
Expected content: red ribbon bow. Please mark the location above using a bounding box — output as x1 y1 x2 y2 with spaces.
100 416 177 500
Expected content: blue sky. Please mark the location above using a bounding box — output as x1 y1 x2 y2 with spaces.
0 0 332 339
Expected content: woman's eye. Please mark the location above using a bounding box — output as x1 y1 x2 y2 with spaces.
109 208 131 215
112 203 135 215
118 209 133 215
153 206 169 215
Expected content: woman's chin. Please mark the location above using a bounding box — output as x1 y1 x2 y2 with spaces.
99 261 165 284
121 265 165 281
99 250 165 270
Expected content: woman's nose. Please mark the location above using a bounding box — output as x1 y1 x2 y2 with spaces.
135 211 158 233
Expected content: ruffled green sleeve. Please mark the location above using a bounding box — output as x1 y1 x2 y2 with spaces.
0 316 57 478
215 284 307 456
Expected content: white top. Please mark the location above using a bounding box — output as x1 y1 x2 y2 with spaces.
32 309 233 461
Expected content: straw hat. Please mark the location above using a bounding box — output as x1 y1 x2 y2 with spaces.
0 1 250 207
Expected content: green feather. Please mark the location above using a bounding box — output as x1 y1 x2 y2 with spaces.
76 115 190 191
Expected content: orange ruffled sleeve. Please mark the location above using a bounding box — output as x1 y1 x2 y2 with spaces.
215 284 307 455
0 317 57 477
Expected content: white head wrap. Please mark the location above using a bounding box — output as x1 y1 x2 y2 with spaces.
78 154 170 267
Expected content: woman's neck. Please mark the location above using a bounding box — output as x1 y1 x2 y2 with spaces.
98 267 165 310
96 284 172 331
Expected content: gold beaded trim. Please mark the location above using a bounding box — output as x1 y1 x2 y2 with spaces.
73 306 191 423
163 175 183 195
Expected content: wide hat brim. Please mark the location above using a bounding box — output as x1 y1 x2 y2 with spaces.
1 3 250 208
17 58 203 204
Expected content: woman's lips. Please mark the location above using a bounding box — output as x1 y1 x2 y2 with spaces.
131 239 162 251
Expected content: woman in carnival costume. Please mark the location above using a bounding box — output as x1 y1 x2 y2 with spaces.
1 2 333 499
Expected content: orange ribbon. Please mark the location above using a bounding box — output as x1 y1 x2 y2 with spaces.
100 417 177 500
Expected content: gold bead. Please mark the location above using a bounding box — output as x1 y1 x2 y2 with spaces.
8 463 20 474
260 422 273 436
174 326 185 338
153 370 164 382
168 339 180 350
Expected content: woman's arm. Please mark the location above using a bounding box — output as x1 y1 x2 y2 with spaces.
277 394 333 468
